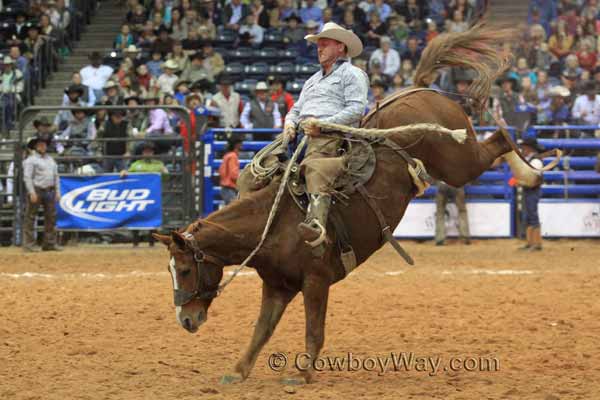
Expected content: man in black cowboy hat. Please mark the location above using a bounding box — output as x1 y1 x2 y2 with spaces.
79 51 114 101
181 51 213 84
97 109 129 172
210 74 242 128
53 84 85 133
515 137 545 251
496 73 521 129
22 135 61 252
59 108 96 154
63 72 95 106
33 117 57 153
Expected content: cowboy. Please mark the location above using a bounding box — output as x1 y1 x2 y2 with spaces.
283 22 369 246
241 81 282 141
63 72 95 106
53 84 85 133
180 52 213 85
102 80 124 105
79 52 114 101
33 117 57 153
173 79 191 105
268 75 294 124
515 137 544 251
157 59 179 96
22 136 61 252
1 56 24 130
98 109 129 172
58 108 96 154
210 74 243 128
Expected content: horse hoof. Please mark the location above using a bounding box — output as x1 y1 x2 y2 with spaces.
219 373 243 385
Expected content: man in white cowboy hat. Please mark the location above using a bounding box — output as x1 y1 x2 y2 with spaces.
157 59 179 96
102 80 124 105
240 81 282 140
1 56 24 130
123 44 143 68
283 22 368 247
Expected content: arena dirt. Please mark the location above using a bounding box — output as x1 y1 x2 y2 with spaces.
1 239 599 399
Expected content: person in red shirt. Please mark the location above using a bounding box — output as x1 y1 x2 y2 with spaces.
268 75 294 126
218 137 242 205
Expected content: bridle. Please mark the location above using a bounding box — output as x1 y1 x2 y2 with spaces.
171 232 227 307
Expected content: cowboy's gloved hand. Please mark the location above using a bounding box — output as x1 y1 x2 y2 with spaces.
283 123 296 140
302 118 320 137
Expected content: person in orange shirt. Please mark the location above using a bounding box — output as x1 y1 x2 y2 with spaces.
218 137 242 205
268 75 294 125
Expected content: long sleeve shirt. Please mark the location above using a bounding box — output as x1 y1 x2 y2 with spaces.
285 59 369 128
147 109 174 134
23 152 60 194
572 95 600 125
369 48 401 77
219 151 240 189
240 101 282 129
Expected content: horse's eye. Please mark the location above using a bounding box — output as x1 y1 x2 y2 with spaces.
180 269 191 278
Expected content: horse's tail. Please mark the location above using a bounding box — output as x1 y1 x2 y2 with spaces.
413 21 515 112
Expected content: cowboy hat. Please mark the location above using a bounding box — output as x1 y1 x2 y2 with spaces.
89 51 103 60
71 107 92 117
162 59 179 70
255 81 269 91
305 20 319 30
103 80 119 90
27 135 49 150
2 56 15 65
548 85 571 97
33 117 52 129
173 79 191 91
304 21 363 58
218 74 234 86
124 95 141 104
124 44 141 53
64 84 85 96
370 79 387 89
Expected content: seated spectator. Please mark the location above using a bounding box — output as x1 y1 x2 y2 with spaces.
425 19 440 43
564 53 583 79
6 10 29 46
115 24 135 50
368 59 391 88
180 52 212 85
182 29 204 52
210 75 243 128
9 46 28 75
173 79 191 105
202 41 224 78
136 64 157 92
576 38 597 73
496 75 521 129
58 108 96 154
169 8 187 41
533 42 555 73
268 75 294 124
367 79 387 111
284 15 305 45
127 3 148 34
153 25 175 57
391 72 407 92
449 0 474 22
198 12 217 41
300 0 323 24
371 0 392 22
510 57 538 86
54 84 85 132
223 0 250 31
593 66 600 88
157 59 179 96
64 73 95 106
141 92 174 145
428 0 449 26
369 36 401 78
146 50 164 78
124 95 145 152
399 59 415 86
123 45 144 69
239 14 265 47
98 110 129 173
32 117 57 153
102 80 124 105
365 11 387 47
240 81 282 140
548 20 574 59
298 20 319 62
0 57 24 131
401 37 422 68
168 40 189 73
543 86 571 129
572 81 600 125
398 0 425 29
80 52 114 101
387 15 409 50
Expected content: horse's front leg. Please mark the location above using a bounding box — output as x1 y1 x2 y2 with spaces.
220 282 297 384
283 274 329 385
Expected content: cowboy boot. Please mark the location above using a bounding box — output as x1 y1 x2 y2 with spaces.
518 226 533 250
297 194 331 247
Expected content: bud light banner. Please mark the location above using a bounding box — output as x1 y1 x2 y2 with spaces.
57 174 162 230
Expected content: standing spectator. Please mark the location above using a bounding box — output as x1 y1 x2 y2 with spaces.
80 52 114 101
6 10 29 46
240 82 282 139
369 36 401 78
120 141 168 247
22 136 60 252
435 182 470 246
9 46 28 75
210 75 243 128
515 138 544 251
239 14 265 47
179 93 202 154
572 81 600 125
23 25 44 61
180 52 212 84
115 24 135 50
300 0 323 24
157 59 179 96
268 75 294 124
218 137 242 205
1 57 24 131
98 110 129 173
223 0 250 31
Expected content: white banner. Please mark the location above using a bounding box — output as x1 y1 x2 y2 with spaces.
540 201 600 237
393 201 513 238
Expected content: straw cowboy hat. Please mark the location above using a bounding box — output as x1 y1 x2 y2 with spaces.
548 85 571 98
103 80 119 90
124 44 141 53
255 81 269 91
162 59 179 70
2 56 15 65
304 21 363 58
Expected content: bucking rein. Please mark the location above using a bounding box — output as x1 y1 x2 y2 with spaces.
195 120 468 297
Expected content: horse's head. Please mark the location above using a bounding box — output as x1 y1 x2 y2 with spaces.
154 231 225 333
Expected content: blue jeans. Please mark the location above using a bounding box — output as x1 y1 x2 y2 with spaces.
524 187 541 227
220 186 238 205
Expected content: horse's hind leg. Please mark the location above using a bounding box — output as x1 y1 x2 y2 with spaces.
282 275 330 385
220 282 297 384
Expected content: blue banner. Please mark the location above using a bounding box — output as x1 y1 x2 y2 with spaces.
57 174 162 230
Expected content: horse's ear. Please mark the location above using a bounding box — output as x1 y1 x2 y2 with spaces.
153 233 171 247
171 231 187 250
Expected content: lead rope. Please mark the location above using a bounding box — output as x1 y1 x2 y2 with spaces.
217 135 308 294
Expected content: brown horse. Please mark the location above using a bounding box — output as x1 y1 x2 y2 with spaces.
154 24 547 384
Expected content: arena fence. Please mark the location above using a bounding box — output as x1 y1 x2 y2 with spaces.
9 105 200 245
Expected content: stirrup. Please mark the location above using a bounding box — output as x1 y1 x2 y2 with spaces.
303 220 327 248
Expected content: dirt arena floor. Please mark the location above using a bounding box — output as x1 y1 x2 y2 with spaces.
1 239 599 399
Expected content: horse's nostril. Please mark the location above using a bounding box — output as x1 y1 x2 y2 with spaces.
183 317 193 331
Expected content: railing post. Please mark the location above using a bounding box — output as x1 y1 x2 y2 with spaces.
203 129 215 215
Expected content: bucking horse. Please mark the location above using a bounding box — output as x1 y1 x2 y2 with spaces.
154 24 558 384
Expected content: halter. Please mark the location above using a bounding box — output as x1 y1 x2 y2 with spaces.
171 232 226 307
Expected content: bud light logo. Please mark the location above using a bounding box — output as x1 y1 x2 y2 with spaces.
57 174 162 230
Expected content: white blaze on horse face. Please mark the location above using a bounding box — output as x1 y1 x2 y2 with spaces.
169 257 183 325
